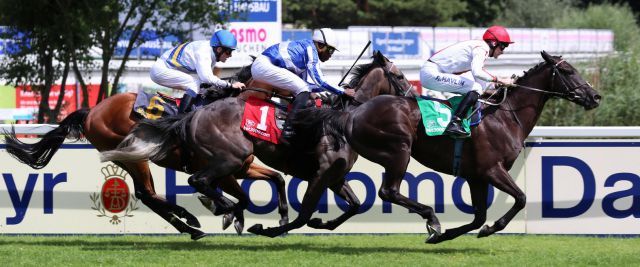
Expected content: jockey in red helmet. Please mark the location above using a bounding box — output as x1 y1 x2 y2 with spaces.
420 25 514 138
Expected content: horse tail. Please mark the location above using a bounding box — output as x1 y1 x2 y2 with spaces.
99 113 194 163
290 108 351 150
3 108 89 169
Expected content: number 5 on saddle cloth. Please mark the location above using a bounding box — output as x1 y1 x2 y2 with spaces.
416 96 482 138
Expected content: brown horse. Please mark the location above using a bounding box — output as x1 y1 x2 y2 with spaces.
289 51 601 243
99 51 418 237
3 73 289 240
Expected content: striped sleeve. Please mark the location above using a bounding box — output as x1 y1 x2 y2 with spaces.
304 45 344 95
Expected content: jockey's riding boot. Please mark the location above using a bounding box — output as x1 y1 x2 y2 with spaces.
178 92 195 114
281 91 311 141
444 91 480 138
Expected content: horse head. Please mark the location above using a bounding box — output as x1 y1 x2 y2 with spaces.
538 51 601 110
347 50 417 103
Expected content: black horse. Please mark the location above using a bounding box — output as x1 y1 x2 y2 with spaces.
100 51 419 237
290 51 601 243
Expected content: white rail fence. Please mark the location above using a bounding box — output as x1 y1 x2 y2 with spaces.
2 125 640 138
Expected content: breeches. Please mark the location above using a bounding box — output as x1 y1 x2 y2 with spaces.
251 55 311 96
150 59 201 94
420 61 487 94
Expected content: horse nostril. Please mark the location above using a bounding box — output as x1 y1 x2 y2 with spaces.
594 94 602 102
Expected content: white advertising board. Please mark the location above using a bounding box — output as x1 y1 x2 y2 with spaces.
1 139 638 235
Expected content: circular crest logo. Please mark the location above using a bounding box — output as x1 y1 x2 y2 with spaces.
90 164 139 225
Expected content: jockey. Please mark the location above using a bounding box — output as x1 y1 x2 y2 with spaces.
150 29 246 113
250 27 356 140
420 25 514 137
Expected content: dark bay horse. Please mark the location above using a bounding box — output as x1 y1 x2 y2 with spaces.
3 77 289 240
100 51 418 237
291 51 601 243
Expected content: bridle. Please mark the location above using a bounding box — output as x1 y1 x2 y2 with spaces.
345 61 415 107
381 62 414 97
483 59 589 107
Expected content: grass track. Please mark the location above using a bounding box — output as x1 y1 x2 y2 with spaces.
0 234 638 266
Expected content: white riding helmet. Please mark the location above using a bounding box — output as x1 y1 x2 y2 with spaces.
312 28 339 51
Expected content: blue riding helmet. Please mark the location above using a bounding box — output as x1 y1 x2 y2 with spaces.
210 30 238 50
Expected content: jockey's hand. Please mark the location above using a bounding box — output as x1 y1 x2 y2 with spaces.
343 88 356 97
496 77 515 87
231 82 246 91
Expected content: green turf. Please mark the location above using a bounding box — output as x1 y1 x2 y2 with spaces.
0 234 638 266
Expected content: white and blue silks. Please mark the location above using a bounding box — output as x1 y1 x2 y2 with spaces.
251 39 344 96
150 40 231 97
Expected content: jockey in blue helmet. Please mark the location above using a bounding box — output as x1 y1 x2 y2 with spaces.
150 29 246 113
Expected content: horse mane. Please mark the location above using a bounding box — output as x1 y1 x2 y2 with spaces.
346 51 386 88
231 55 257 83
515 54 571 84
289 108 349 151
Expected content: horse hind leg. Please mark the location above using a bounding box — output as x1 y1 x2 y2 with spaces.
216 176 250 235
427 179 489 244
477 167 526 238
118 161 206 240
243 163 289 226
307 179 361 230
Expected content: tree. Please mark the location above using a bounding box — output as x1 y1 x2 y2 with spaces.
0 0 85 123
282 0 467 28
494 0 576 28
1 0 241 122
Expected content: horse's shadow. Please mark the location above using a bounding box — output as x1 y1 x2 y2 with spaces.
0 237 488 254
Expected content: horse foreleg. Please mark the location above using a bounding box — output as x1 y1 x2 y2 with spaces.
378 156 442 241
244 163 289 226
248 158 348 238
477 167 526 238
307 179 361 230
427 179 489 244
118 161 206 240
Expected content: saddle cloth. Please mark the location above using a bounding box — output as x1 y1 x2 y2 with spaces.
133 90 179 120
416 96 482 137
241 97 282 144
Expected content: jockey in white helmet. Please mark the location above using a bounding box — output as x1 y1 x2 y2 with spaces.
251 27 356 140
420 25 514 137
150 29 246 113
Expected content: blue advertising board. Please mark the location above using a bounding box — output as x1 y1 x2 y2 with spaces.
114 30 180 59
371 32 419 57
227 0 278 23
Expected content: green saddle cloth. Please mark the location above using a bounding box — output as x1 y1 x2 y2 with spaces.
416 96 471 137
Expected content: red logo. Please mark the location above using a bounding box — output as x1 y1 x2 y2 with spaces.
101 177 130 213
90 164 139 225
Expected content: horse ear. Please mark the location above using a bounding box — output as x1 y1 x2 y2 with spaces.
541 51 554 64
373 50 384 65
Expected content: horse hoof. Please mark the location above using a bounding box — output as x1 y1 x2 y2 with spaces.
279 218 289 226
190 230 207 241
477 225 491 238
184 214 201 228
197 195 215 214
427 222 441 237
425 233 441 244
248 224 263 235
306 218 324 229
222 213 234 230
234 219 244 235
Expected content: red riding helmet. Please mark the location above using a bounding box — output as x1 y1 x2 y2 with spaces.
482 25 514 44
